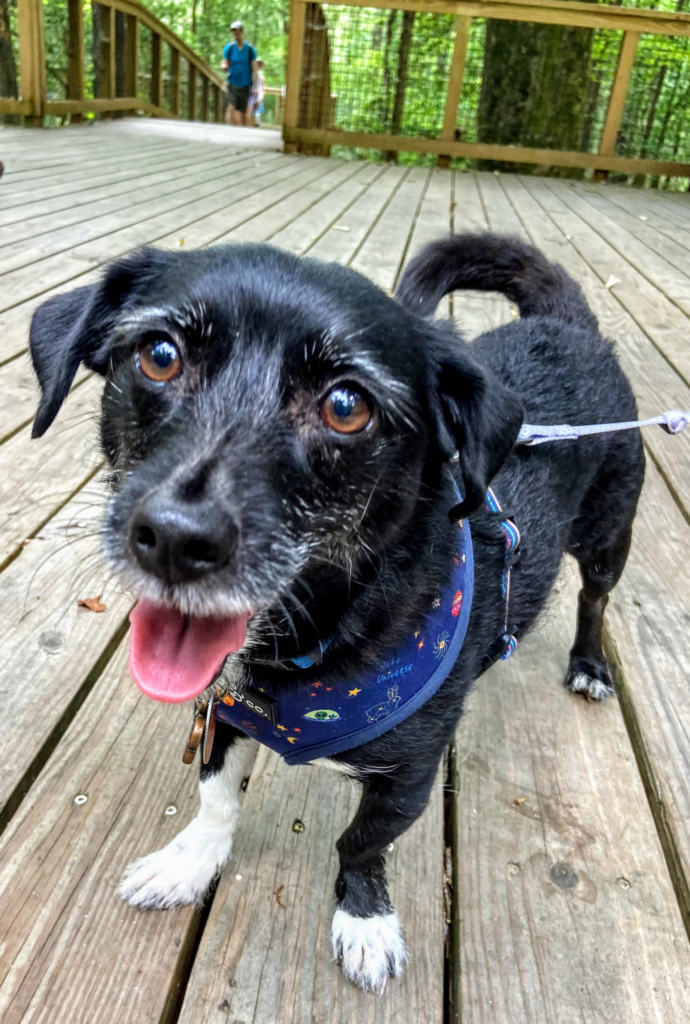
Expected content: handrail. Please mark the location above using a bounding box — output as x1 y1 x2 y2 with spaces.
1 0 227 124
283 0 690 177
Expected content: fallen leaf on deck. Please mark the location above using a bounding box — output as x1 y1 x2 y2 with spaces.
274 884 287 908
179 238 185 246
514 797 526 806
605 275 620 290
333 225 351 232
77 595 107 613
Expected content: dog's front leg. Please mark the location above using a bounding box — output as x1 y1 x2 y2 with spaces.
119 723 256 909
332 759 440 993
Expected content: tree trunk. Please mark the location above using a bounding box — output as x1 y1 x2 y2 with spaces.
0 0 18 123
384 10 414 162
477 16 593 175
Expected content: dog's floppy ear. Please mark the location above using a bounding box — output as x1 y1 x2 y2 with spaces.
432 348 524 518
30 284 105 438
30 247 166 438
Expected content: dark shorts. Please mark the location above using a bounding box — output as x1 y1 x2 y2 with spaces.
227 85 250 113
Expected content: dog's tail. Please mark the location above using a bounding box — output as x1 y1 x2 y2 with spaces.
395 233 598 331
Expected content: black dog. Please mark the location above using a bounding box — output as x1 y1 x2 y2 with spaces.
29 234 644 992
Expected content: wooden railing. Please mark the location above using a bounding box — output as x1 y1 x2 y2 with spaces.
283 0 690 177
1 0 226 124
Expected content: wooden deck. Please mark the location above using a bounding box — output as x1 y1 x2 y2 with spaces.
1 118 690 1024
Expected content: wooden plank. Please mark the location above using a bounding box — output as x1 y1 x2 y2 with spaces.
553 183 690 359
543 179 690 388
0 360 89 444
0 144 227 233
399 167 453 314
258 160 384 255
0 155 290 309
16 0 46 120
0 378 103 568
125 13 138 101
475 169 527 236
606 459 690 935
0 638 203 1024
283 0 307 151
215 160 363 245
296 0 690 36
595 185 690 257
188 62 197 120
200 75 209 123
177 748 445 1023
308 165 407 265
150 156 327 250
499 174 690 519
151 31 163 109
598 32 640 159
453 558 690 1023
170 46 180 116
213 83 221 123
440 16 471 150
0 494 132 821
283 127 690 179
351 166 430 292
0 139 187 196
67 0 85 124
449 171 515 336
0 149 251 252
0 151 265 278
0 100 33 116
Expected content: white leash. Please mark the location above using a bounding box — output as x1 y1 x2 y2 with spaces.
517 409 690 447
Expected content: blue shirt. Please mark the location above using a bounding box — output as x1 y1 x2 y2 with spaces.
223 41 256 88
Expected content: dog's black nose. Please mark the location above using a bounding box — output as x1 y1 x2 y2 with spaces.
130 497 238 584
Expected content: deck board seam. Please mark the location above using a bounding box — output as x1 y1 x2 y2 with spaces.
513 176 690 395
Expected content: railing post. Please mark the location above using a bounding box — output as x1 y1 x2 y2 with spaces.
17 0 46 123
67 0 85 123
283 0 307 153
94 2 115 115
170 48 180 116
201 75 209 122
150 31 162 109
188 62 197 119
595 30 639 181
439 15 470 168
213 83 222 122
125 14 139 105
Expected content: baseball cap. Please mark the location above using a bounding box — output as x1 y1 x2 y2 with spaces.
231 20 243 29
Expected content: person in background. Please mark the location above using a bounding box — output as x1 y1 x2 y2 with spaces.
249 59 265 126
221 21 257 126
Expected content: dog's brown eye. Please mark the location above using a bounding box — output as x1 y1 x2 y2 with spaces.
137 339 182 383
321 387 371 434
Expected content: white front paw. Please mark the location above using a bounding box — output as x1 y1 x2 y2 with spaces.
118 819 233 910
332 909 407 993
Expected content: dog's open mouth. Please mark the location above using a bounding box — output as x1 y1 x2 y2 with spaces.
128 599 251 703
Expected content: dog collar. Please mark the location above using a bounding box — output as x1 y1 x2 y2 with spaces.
214 517 474 765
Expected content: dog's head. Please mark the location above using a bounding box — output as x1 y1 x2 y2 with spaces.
30 243 522 701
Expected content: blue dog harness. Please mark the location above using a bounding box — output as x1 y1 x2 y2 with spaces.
216 517 473 765
211 485 521 766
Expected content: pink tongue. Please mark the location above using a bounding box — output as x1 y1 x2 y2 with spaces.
129 599 250 703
